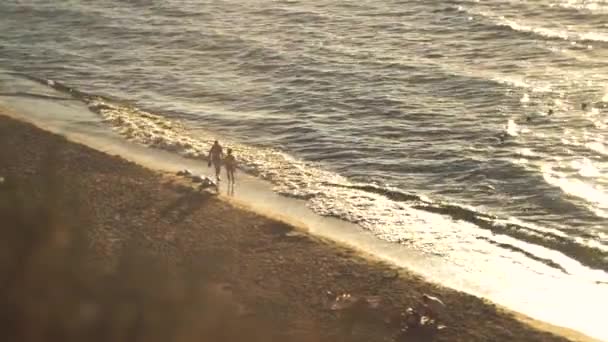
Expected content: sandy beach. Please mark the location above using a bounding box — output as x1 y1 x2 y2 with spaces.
0 113 597 342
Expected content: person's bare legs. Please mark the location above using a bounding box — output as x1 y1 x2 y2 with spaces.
213 161 221 182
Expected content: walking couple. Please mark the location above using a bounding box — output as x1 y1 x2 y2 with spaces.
208 140 236 183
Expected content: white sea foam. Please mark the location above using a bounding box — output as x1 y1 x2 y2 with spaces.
92 99 544 261
571 158 601 178
558 0 608 14
542 163 608 215
506 119 519 136
586 142 607 156
89 99 347 197
88 98 608 258
468 8 608 42
518 148 537 157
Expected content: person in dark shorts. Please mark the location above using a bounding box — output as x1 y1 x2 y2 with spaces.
208 140 224 182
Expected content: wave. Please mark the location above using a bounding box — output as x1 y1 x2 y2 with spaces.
21 74 608 275
370 55 556 94
557 0 608 14
541 163 608 220
463 7 608 43
586 142 608 156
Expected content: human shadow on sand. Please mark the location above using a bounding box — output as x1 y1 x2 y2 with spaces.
393 325 439 342
161 190 212 223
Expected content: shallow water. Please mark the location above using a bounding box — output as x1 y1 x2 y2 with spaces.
1 0 607 339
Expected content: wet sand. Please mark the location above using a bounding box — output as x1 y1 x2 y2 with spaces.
0 113 597 342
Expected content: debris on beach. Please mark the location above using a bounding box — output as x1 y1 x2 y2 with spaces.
176 169 193 176
0 176 4 185
327 293 446 341
421 293 446 318
393 307 446 342
174 169 218 193
382 270 399 280
328 293 383 311
328 293 357 311
190 175 205 182
283 230 308 240
404 307 422 328
192 175 218 192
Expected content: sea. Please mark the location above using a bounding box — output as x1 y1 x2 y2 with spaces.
1 0 607 339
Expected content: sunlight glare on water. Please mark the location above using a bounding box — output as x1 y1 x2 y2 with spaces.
0 0 608 338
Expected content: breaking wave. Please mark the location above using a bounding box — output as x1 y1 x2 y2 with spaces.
463 7 608 43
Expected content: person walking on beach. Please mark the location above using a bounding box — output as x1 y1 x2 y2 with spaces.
224 148 237 184
208 140 224 182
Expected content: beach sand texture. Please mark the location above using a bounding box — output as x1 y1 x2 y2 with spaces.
0 114 596 342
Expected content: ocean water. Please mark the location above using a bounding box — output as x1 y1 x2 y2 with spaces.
1 0 608 338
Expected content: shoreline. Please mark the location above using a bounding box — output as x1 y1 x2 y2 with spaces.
0 113 599 341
